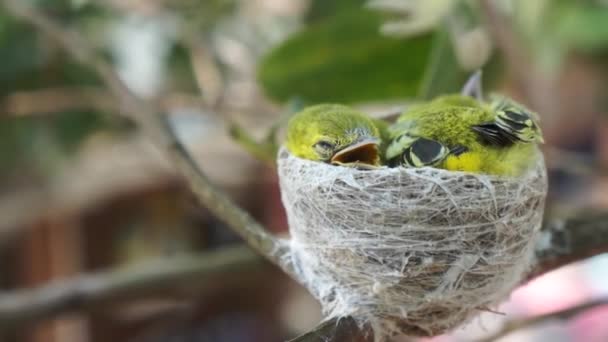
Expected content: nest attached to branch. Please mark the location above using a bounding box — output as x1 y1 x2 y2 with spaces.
277 148 547 339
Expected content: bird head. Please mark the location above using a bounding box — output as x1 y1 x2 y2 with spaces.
286 104 382 168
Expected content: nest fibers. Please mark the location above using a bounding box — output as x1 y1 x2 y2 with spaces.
277 148 547 339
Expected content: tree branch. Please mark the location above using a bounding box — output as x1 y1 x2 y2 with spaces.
530 211 608 279
0 0 290 270
288 317 370 342
0 245 260 330
0 87 210 118
228 123 279 167
0 87 115 116
290 210 608 342
1 208 604 337
3 2 608 341
476 297 608 342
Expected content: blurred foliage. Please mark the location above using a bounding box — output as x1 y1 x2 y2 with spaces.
0 111 117 177
417 28 468 100
2 0 608 180
513 0 608 68
166 42 200 92
549 1 608 53
417 41 504 103
0 15 44 90
305 0 368 23
258 0 608 106
229 97 304 167
257 0 499 105
164 0 236 31
0 0 238 180
0 3 119 180
258 8 433 104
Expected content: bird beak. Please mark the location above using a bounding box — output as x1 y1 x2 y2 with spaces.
330 138 381 169
461 70 484 101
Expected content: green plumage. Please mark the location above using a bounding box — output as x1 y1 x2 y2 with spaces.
386 95 542 176
286 104 382 167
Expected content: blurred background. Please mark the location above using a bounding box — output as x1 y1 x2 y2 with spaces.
1 0 608 341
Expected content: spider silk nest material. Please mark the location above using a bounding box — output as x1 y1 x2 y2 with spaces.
277 148 547 340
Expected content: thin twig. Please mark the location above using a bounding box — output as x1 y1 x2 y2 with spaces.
0 0 290 270
0 87 211 117
529 210 608 280
543 147 606 177
0 87 115 116
4 2 608 342
476 297 608 342
289 317 370 342
0 245 260 330
0 206 604 337
228 123 278 167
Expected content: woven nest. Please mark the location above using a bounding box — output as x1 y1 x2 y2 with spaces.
277 148 547 339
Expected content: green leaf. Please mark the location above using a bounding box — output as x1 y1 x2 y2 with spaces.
418 28 503 100
418 0 505 99
166 42 200 93
417 28 468 100
0 5 105 95
306 0 368 23
258 9 434 104
0 14 45 88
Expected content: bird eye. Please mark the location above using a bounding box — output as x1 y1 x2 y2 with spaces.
313 141 335 159
314 141 334 151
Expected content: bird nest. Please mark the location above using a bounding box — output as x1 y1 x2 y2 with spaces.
277 148 547 340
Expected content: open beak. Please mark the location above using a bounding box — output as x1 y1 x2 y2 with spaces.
330 138 381 169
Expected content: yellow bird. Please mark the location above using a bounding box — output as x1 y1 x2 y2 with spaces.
286 104 382 168
385 93 543 176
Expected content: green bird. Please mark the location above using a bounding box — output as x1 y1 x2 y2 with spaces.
385 93 544 177
286 104 383 168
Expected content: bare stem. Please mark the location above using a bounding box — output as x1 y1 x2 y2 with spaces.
476 297 608 342
0 87 211 118
530 210 608 280
3 2 608 341
0 246 259 330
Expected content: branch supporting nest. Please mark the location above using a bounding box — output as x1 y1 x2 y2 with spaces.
279 149 547 339
291 211 608 341
476 297 608 342
1 1 608 341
